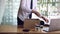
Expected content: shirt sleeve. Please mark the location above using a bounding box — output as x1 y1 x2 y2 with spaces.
20 0 32 13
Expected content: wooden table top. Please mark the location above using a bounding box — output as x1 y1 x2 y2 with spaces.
0 25 60 33
17 27 60 33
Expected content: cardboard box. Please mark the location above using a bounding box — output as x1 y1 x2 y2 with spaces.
24 19 40 29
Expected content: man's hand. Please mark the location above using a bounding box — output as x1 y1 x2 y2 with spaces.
44 18 49 23
41 16 49 23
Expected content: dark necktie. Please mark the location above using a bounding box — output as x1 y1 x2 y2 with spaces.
29 0 33 19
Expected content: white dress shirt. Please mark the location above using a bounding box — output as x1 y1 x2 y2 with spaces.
18 0 37 21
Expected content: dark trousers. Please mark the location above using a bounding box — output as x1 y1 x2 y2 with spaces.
17 17 24 26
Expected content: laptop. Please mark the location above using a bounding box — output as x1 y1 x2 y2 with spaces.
43 18 60 32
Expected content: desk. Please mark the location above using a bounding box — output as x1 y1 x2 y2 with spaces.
17 28 46 34
0 25 60 34
0 25 17 32
17 26 60 34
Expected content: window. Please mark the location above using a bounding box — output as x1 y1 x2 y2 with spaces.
37 0 60 18
1 0 20 25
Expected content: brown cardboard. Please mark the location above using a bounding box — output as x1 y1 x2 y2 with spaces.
24 19 40 29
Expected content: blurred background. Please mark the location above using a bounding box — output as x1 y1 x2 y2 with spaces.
0 0 20 25
32 0 60 19
0 0 60 25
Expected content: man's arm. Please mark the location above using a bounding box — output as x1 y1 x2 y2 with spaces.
32 9 49 22
32 10 41 17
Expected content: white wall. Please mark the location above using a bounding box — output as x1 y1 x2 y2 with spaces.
0 0 6 24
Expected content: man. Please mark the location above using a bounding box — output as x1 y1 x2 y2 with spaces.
17 0 48 27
